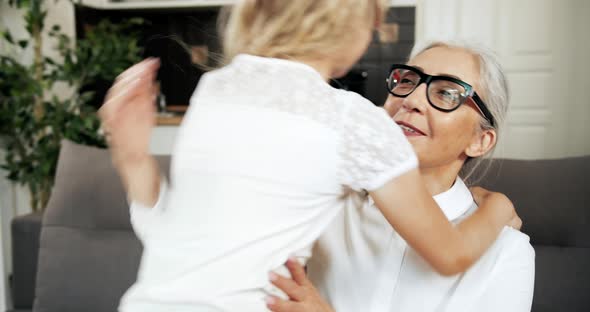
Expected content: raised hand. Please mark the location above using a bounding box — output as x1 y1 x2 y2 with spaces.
470 186 522 230
99 58 160 167
99 58 162 207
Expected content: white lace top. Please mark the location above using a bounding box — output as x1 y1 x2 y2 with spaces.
119 54 418 312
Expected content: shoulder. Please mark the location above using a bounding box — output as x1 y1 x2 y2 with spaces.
335 90 392 120
333 89 408 141
463 200 535 263
334 90 418 191
188 67 231 101
334 88 373 105
496 227 536 264
462 203 535 267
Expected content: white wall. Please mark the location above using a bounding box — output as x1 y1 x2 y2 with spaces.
1 0 75 60
416 0 590 159
0 149 10 311
568 1 590 156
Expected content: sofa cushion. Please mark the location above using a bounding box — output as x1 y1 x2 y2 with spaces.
533 245 590 311
11 213 43 309
33 140 590 312
474 157 590 312
33 140 171 312
475 157 590 247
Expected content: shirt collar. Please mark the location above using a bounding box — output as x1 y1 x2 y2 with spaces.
432 178 474 221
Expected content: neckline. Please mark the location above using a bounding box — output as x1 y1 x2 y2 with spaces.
432 178 474 221
232 54 326 81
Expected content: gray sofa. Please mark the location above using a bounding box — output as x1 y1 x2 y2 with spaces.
9 140 590 312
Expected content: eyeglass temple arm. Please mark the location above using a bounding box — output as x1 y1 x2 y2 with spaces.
471 93 495 127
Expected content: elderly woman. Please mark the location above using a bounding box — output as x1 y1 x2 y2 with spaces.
265 41 535 312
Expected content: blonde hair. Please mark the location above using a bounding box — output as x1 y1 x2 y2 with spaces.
221 0 388 62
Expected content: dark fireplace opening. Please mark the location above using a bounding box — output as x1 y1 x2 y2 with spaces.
75 6 222 111
75 5 415 111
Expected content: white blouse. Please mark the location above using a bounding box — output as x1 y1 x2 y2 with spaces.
308 178 536 312
118 54 418 312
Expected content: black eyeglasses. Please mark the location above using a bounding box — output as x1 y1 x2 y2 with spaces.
385 64 495 127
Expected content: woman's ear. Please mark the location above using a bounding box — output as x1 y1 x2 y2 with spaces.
465 129 497 158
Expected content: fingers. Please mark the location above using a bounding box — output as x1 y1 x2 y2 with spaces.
269 272 305 301
115 58 160 84
103 73 156 113
470 187 518 228
100 93 155 137
285 257 309 286
100 58 160 124
107 58 159 102
469 186 486 196
107 67 158 103
469 186 490 205
268 261 332 312
105 77 144 105
266 296 299 312
509 215 522 230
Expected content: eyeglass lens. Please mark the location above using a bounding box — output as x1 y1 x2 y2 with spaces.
388 68 468 110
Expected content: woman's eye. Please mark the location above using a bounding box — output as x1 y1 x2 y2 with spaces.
397 78 417 89
439 89 460 100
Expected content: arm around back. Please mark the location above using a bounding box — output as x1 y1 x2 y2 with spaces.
369 168 516 276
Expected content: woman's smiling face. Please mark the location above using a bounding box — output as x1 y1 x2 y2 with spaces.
383 46 494 169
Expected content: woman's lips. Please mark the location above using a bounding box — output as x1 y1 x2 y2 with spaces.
396 121 426 136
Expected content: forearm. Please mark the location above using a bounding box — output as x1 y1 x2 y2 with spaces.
369 169 514 276
99 58 162 208
449 205 510 272
423 197 513 275
116 156 161 207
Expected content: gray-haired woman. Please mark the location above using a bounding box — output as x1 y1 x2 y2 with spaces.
265 41 535 312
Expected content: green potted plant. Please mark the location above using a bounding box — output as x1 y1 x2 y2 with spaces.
0 0 143 211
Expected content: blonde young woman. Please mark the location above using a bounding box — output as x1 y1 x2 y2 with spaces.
99 1 520 311
266 42 535 312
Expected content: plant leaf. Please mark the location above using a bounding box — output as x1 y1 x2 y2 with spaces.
17 39 29 49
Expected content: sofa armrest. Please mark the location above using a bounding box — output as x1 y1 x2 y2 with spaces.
11 212 42 310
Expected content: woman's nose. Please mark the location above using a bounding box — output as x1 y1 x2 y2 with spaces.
401 83 428 114
383 95 402 117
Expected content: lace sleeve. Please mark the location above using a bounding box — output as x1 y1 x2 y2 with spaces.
339 94 418 191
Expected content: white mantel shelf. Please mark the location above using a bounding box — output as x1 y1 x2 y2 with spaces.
78 0 234 10
78 0 416 10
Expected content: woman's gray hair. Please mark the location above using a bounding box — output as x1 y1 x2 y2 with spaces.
409 40 510 183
